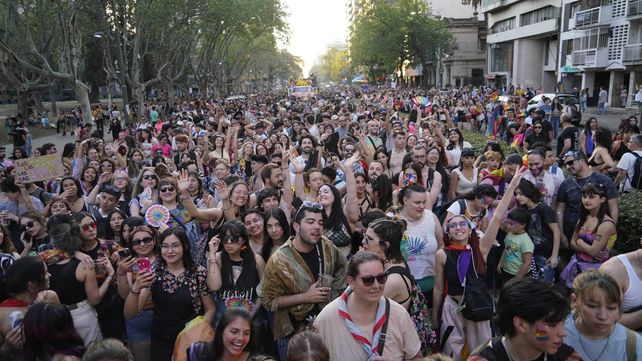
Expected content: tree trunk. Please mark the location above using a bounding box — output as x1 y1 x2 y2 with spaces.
136 86 145 124
49 86 57 116
89 82 100 103
71 82 93 126
16 89 30 122
32 92 44 114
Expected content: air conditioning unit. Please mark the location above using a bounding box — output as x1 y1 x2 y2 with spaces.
491 44 500 49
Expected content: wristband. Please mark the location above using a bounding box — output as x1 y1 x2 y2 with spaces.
130 289 140 296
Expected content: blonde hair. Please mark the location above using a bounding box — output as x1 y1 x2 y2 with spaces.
572 270 622 310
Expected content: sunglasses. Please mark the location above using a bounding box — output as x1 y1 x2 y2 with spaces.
564 159 577 167
448 221 468 229
221 236 243 244
360 272 388 287
81 222 97 232
160 186 175 193
295 201 323 218
131 237 154 246
21 221 35 230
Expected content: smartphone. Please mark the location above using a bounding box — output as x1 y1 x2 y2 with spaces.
137 257 151 273
118 248 131 259
8 311 23 331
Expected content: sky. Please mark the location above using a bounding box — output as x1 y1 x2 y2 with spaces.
281 0 348 76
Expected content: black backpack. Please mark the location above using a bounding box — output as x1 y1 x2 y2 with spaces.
629 152 642 190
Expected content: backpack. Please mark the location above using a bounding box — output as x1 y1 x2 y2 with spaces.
628 152 642 190
387 266 436 355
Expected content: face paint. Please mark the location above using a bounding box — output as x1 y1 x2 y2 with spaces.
535 325 550 341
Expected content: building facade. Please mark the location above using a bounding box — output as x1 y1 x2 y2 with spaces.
558 0 639 107
482 0 561 91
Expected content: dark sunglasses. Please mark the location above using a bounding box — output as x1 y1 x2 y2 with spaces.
221 236 243 244
360 272 388 287
81 222 97 232
131 237 154 246
142 174 155 180
160 186 175 193
564 159 577 167
21 221 35 230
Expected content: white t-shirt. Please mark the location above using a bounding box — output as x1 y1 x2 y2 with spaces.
404 209 439 280
616 150 642 191
447 141 473 166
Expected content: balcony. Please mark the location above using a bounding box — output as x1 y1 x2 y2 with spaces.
630 0 642 19
624 44 642 64
572 48 609 68
576 8 599 27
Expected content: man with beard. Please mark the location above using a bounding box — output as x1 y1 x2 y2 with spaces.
522 148 561 207
250 162 293 222
556 151 618 249
289 134 324 178
258 203 347 359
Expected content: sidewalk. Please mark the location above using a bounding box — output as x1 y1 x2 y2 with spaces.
3 131 113 155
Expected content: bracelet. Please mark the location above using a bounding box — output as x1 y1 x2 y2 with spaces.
130 289 140 296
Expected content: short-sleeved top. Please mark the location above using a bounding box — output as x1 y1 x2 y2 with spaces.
616 150 642 192
522 170 560 207
557 173 617 239
564 317 642 361
527 203 557 258
314 297 421 361
502 232 534 276
556 126 579 156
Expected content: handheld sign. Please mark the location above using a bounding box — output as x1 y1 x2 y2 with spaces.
14 154 65 183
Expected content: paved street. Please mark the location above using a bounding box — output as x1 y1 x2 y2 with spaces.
3 128 113 156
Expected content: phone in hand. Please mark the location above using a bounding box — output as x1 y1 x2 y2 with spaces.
137 257 151 273
118 248 131 259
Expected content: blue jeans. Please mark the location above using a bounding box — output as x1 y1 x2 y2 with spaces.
598 102 606 114
550 116 560 138
531 255 555 284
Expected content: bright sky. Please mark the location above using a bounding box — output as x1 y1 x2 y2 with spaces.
281 0 348 76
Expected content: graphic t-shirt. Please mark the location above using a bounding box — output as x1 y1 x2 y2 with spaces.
502 232 534 275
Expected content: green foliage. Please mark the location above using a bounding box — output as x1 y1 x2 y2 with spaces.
349 0 453 81
614 190 642 255
310 47 351 83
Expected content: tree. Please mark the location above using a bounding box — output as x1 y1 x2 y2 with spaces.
311 47 350 83
349 0 453 86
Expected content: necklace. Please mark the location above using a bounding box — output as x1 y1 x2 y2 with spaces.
577 322 612 361
316 243 324 276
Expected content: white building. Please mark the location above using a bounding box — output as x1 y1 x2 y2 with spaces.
558 0 637 107
481 0 561 91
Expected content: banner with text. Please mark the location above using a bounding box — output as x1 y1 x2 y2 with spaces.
14 154 65 183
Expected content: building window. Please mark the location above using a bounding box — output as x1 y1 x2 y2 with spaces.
521 6 558 26
490 17 515 34
491 43 511 72
572 28 610 50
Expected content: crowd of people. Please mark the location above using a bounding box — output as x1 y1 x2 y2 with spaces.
0 84 640 361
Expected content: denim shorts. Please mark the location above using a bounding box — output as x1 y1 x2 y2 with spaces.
126 309 153 343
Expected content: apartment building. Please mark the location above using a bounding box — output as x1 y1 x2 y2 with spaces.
481 0 561 90
558 0 640 107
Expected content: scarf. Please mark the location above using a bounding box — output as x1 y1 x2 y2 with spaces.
337 286 387 356
444 244 472 287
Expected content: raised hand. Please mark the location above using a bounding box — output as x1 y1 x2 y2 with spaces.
176 169 190 193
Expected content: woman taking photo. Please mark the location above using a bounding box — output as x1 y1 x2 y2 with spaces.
187 308 255 361
47 214 113 345
206 220 265 317
580 117 598 157
561 183 616 288
564 270 642 361
261 208 290 262
433 168 524 361
115 225 158 361
125 227 215 361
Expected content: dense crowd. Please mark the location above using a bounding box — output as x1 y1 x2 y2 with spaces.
0 85 640 361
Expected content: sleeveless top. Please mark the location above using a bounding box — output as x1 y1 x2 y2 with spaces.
219 253 261 311
444 249 477 297
324 221 352 248
576 219 615 263
49 259 87 305
453 168 478 196
617 254 642 312
404 210 439 280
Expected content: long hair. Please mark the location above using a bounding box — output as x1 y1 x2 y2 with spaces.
23 302 85 360
0 256 47 298
0 225 16 254
369 217 406 264
131 167 159 198
47 214 83 255
575 183 610 232
58 176 83 199
371 174 393 211
446 128 464 150
593 126 613 150
318 184 350 233
199 308 254 361
261 208 291 262
443 214 487 275
159 228 196 272
287 329 330 361
219 220 257 286
104 209 128 245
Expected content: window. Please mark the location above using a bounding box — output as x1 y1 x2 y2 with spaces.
572 28 610 51
490 17 515 34
521 6 558 26
491 43 512 72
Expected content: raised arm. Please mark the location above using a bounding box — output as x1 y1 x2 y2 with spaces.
342 152 362 225
480 168 526 256
177 170 223 222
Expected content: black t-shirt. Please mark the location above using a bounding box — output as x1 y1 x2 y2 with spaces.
556 126 579 156
470 337 577 361
525 131 549 147
12 128 26 146
506 122 520 144
296 244 324 282
526 203 556 258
